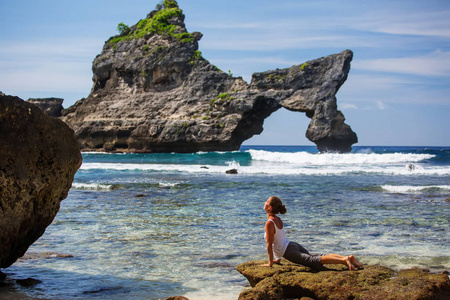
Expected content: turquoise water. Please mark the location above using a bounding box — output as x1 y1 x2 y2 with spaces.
2 146 450 299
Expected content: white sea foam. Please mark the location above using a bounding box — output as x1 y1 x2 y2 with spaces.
81 151 127 155
158 182 180 187
247 150 434 165
80 162 235 173
79 161 450 176
76 149 448 176
71 182 112 190
380 185 450 193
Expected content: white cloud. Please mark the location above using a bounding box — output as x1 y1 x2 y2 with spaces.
194 3 450 52
0 38 101 60
201 34 354 51
340 103 358 110
339 72 450 106
0 61 92 92
0 38 99 94
357 10 450 38
353 50 450 76
376 101 386 110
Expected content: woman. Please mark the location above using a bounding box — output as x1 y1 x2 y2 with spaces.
262 196 362 270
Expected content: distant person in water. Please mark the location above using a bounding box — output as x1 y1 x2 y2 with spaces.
262 196 362 270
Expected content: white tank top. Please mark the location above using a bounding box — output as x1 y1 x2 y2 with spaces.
264 219 290 260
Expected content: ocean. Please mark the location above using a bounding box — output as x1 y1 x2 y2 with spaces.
2 145 449 299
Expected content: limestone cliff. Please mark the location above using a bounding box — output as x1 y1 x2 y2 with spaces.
62 0 357 153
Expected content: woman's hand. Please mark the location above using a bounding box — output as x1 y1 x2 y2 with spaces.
260 259 281 267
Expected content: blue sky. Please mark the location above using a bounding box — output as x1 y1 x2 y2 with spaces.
1 0 449 146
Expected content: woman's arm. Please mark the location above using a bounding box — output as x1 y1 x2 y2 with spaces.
261 220 275 267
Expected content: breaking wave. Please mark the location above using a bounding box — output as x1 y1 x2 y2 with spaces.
71 183 113 190
380 185 450 193
247 150 434 165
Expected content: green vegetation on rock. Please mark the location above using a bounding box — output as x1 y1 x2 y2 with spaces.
190 50 204 65
117 22 130 35
210 93 236 108
109 0 194 45
265 73 286 82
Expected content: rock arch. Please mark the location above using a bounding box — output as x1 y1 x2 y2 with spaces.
60 4 357 153
243 107 314 145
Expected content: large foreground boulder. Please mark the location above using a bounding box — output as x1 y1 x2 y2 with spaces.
237 260 450 300
0 95 82 268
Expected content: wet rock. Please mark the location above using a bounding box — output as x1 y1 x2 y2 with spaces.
19 252 75 261
0 270 6 281
16 277 42 287
226 169 238 174
0 95 82 268
237 260 450 300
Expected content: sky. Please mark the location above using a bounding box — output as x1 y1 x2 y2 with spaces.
1 0 449 146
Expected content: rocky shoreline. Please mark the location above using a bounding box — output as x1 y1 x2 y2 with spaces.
237 260 450 299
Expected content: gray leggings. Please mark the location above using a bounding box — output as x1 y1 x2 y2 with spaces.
283 242 325 270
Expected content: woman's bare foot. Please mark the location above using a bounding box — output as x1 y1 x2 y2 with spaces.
345 256 356 270
349 255 362 269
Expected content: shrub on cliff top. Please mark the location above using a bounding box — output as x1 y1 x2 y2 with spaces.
117 22 130 35
162 0 178 9
110 0 193 44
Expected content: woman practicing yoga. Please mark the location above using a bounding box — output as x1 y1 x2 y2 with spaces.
262 196 362 270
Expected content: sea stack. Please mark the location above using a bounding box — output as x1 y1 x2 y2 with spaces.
61 0 357 153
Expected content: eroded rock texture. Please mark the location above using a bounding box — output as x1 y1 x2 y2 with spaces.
237 260 450 300
0 95 82 268
61 1 357 153
27 98 64 118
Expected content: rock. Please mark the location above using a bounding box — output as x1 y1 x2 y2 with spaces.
237 260 450 300
60 1 357 153
226 168 238 174
18 252 75 261
0 95 82 268
16 277 42 287
27 97 64 117
165 297 189 300
445 198 450 202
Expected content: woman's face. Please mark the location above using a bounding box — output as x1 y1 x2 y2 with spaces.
264 199 272 213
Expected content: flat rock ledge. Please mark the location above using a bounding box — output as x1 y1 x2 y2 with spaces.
237 260 450 300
